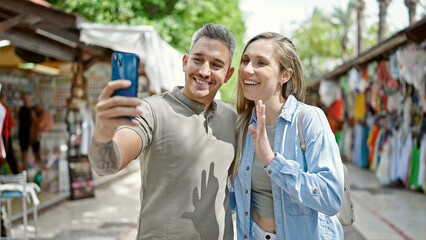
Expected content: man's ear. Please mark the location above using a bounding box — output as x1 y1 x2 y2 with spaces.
182 54 188 72
224 67 235 83
281 68 293 85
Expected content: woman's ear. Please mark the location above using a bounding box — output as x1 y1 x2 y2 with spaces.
280 68 293 85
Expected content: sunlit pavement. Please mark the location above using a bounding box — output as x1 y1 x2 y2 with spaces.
10 168 140 240
9 162 425 240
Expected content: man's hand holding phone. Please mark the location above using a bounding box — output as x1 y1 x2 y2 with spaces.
92 52 142 143
93 80 142 143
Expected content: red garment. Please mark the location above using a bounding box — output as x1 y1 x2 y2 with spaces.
326 99 344 133
362 68 369 81
0 103 15 151
377 61 399 88
367 126 380 167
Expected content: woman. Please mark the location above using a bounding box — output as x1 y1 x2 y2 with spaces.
229 32 344 239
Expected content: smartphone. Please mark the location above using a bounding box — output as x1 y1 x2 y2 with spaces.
111 51 140 119
111 51 140 97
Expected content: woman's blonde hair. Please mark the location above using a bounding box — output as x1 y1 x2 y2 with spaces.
231 32 306 180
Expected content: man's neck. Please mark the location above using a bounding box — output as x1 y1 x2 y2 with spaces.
181 88 213 111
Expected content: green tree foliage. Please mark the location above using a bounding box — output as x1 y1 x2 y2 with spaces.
329 2 354 60
46 0 245 103
291 9 343 83
290 6 382 84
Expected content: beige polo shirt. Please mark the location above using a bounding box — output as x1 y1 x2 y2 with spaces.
124 86 236 240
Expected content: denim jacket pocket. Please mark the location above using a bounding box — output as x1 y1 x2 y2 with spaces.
284 193 313 216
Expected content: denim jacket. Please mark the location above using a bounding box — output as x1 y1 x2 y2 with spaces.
229 95 344 240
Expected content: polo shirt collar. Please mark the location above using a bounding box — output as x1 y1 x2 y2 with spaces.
172 86 217 114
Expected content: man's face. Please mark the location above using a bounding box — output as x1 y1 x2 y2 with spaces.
182 36 234 107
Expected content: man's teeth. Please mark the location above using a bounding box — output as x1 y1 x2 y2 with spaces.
244 80 258 85
195 79 209 85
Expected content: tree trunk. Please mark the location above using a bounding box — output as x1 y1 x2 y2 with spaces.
342 32 349 60
356 0 365 55
404 0 418 25
378 0 391 42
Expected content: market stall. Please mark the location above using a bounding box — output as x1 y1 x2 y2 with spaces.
312 17 426 193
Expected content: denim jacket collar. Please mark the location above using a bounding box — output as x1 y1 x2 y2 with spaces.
249 94 298 125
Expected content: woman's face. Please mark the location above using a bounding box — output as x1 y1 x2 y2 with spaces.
238 39 285 105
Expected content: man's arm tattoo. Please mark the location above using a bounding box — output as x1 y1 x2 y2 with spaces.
88 138 121 175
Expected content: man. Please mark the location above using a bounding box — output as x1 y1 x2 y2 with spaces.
18 93 40 171
88 23 236 239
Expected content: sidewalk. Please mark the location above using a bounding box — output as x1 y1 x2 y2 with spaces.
7 162 140 240
8 162 426 240
347 163 425 240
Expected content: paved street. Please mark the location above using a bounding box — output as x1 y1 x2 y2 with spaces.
8 162 425 240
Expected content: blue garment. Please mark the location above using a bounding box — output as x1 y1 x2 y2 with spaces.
230 95 344 240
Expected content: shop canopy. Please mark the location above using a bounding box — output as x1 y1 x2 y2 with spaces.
78 23 185 94
310 16 426 90
0 0 109 64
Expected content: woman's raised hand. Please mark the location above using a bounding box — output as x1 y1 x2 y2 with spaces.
248 100 275 166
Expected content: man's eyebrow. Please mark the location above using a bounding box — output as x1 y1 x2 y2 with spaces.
192 52 226 66
213 58 225 66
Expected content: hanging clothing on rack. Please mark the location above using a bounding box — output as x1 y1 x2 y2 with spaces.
376 141 392 185
0 103 6 159
408 138 421 190
418 133 426 189
398 134 414 184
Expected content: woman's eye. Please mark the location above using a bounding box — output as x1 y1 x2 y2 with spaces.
257 61 266 66
241 59 249 64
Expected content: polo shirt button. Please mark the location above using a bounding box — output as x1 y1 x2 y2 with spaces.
268 169 272 174
266 235 271 239
245 212 248 216
313 189 318 194
244 235 247 239
245 189 248 194
246 166 250 171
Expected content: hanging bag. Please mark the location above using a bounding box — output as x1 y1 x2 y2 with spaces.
298 106 355 226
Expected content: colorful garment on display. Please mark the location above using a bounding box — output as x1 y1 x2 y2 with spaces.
0 103 6 158
340 75 349 94
349 68 368 93
376 141 392 185
388 53 399 80
367 62 377 86
418 133 426 189
367 126 380 168
398 134 413 184
327 99 344 133
377 61 399 89
354 93 366 120
390 130 403 182
408 139 421 190
353 123 370 168
396 45 426 92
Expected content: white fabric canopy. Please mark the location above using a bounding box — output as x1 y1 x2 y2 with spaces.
78 23 184 93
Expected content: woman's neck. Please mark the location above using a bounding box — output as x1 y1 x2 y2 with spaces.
263 98 285 125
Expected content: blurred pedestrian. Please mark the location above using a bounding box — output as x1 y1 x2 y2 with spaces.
18 93 40 170
34 104 54 132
